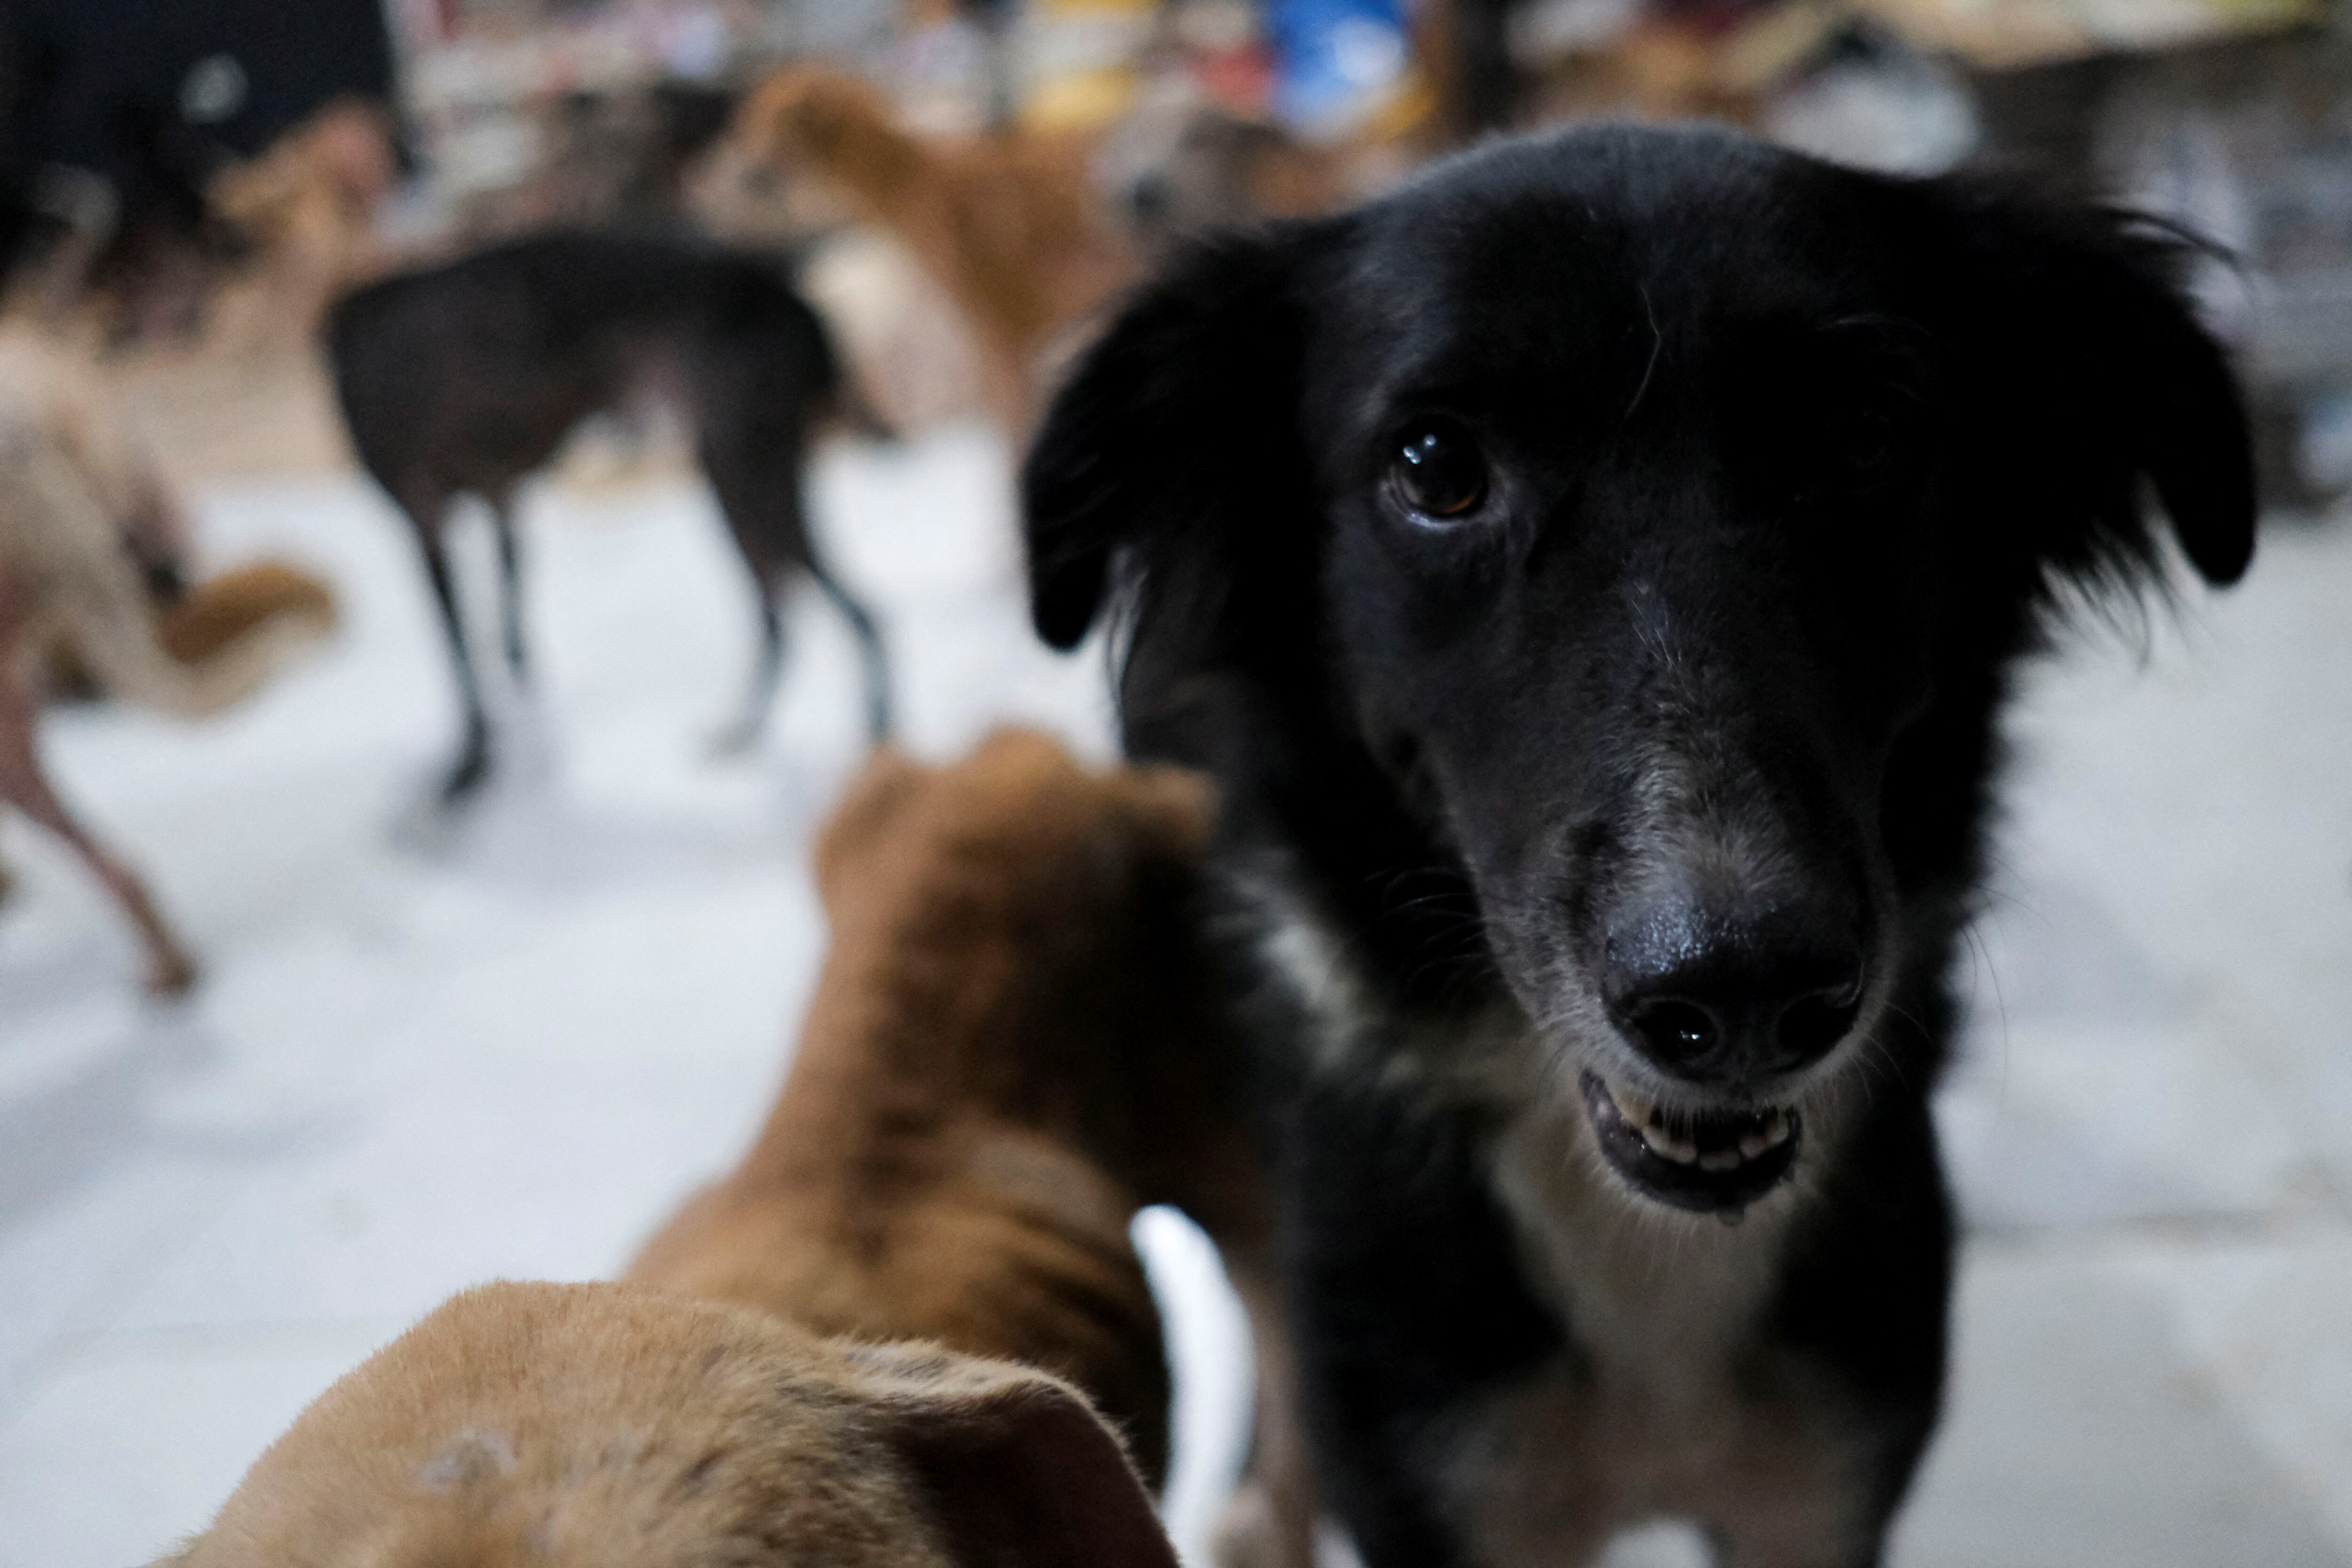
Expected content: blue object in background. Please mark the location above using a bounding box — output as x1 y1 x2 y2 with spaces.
1266 0 1411 134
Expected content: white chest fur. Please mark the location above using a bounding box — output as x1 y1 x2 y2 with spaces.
1241 876 1872 1567
1493 1106 1792 1423
1438 1107 1870 1567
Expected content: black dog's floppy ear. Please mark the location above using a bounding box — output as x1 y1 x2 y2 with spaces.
1917 178 2256 590
1022 227 1313 649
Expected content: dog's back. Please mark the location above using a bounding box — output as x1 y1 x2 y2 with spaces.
157 1281 1181 1568
327 231 839 512
628 730 1248 1489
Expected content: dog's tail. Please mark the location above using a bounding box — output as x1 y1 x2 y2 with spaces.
13 443 332 719
68 583 330 724
68 577 331 722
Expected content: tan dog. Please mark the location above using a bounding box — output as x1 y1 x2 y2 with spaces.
206 98 396 362
0 321 332 991
152 1280 1182 1568
628 730 1268 1497
700 67 1138 434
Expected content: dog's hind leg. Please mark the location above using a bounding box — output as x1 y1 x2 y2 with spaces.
709 588 785 760
488 496 529 683
807 555 891 744
0 665 195 994
694 316 892 751
696 434 811 757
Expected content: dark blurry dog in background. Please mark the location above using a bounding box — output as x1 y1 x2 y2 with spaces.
328 230 890 805
628 729 1268 1500
1025 125 2254 1566
699 65 1138 435
0 323 332 993
457 81 740 242
153 1280 1182 1568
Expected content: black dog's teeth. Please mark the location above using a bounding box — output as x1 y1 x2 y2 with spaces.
1597 1078 1793 1172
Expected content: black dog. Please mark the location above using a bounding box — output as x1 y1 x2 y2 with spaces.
1023 126 2252 1567
330 230 889 802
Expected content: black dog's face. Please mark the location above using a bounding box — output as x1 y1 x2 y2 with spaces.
1297 155 1957 1209
1025 128 2253 1215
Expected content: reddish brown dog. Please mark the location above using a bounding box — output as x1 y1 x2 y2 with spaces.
699 67 1138 435
628 729 1267 1495
153 1280 1180 1568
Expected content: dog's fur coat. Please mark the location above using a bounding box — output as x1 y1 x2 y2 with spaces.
1023 125 2254 1566
328 230 889 803
628 729 1263 1491
703 66 1138 434
151 1280 1182 1568
0 322 330 991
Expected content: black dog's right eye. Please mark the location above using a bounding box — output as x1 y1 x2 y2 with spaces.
1391 421 1488 520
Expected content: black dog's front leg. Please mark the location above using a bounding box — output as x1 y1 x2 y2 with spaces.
1282 1081 1562 1568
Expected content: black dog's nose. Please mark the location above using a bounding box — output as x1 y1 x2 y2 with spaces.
1604 895 1865 1083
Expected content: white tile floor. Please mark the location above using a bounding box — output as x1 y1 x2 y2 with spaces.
0 431 2345 1567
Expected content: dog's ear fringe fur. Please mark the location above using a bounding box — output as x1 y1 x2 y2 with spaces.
1021 225 1314 652
1903 173 2257 619
1023 165 2255 676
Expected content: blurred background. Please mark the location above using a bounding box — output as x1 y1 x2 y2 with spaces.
0 1 2347 1564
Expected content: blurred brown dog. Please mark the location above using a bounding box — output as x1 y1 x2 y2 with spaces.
701 67 1138 433
206 97 397 362
1099 100 1348 260
151 1279 1182 1568
0 322 331 991
628 729 1266 1496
